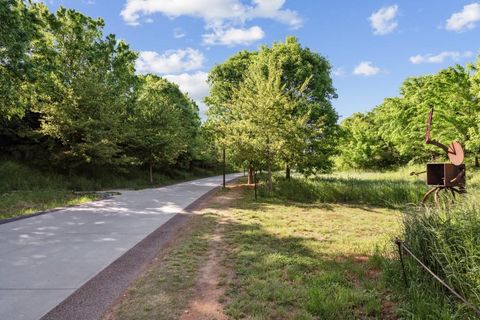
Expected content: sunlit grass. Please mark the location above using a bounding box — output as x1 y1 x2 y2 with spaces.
380 192 480 319
260 171 428 209
223 191 401 319
0 190 98 220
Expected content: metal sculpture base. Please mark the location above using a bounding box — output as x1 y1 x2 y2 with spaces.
422 186 466 205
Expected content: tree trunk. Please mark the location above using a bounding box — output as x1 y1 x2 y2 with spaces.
267 156 272 191
286 164 291 180
476 155 479 168
248 163 254 184
266 140 272 190
254 170 258 200
149 162 153 184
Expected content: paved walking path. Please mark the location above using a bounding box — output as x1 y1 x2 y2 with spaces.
0 173 241 320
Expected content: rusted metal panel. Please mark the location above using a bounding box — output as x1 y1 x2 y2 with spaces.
426 163 465 187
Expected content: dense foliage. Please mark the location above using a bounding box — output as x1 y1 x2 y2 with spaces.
205 37 339 188
0 1 209 181
337 61 480 169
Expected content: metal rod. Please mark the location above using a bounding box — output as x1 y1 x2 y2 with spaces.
395 239 408 288
398 240 480 316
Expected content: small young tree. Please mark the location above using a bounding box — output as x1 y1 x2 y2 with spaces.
205 50 257 183
228 58 312 190
128 75 191 183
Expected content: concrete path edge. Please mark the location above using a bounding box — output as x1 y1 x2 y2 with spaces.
40 176 241 320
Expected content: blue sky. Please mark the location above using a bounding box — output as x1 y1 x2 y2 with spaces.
42 0 480 120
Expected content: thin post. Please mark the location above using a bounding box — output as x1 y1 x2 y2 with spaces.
395 239 408 288
222 148 226 188
254 170 257 200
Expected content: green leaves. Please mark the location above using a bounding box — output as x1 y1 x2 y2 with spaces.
0 0 38 119
127 75 196 167
205 37 339 178
0 1 202 178
29 6 138 167
338 59 480 169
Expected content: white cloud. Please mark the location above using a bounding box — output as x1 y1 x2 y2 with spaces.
120 0 302 28
369 5 399 35
121 0 301 46
203 26 264 46
173 27 186 38
446 3 480 32
246 0 302 28
165 72 210 118
353 61 381 76
164 71 209 101
332 67 346 77
135 48 205 74
409 51 473 64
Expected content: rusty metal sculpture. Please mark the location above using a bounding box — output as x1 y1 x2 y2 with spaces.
410 109 466 204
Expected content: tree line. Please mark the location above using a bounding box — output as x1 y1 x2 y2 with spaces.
1 0 214 182
204 37 340 189
336 59 480 170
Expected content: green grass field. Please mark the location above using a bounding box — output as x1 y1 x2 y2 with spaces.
266 171 427 208
5 159 479 318
108 172 416 319
222 192 401 319
107 168 480 319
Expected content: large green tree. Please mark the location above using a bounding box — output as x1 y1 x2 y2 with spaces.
205 50 257 182
30 6 138 169
257 37 339 176
205 37 339 183
0 0 208 180
0 0 38 120
338 61 479 170
336 112 399 169
227 58 312 189
378 66 476 162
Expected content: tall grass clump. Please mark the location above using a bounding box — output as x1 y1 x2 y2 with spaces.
263 172 427 208
397 196 480 318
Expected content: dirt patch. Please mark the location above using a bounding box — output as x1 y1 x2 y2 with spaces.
181 184 247 320
103 182 248 320
101 213 202 320
349 256 399 320
381 298 398 319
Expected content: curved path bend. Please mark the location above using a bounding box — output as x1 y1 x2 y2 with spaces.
0 173 242 320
